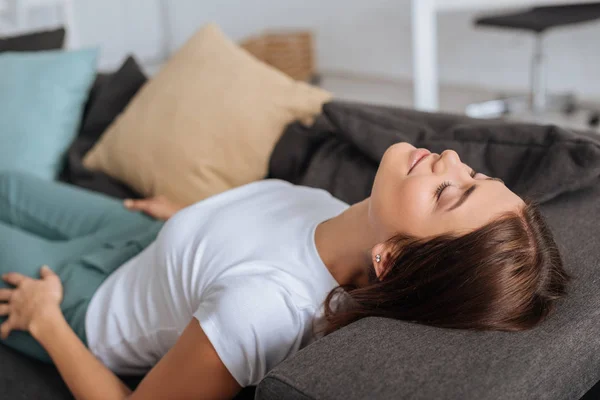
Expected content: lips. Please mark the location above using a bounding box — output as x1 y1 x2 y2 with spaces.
407 148 431 175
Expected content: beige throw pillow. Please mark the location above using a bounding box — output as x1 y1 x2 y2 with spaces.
83 23 332 206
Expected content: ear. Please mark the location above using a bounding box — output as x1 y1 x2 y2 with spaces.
371 243 392 281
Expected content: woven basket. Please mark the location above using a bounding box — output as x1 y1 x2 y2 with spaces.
241 30 315 82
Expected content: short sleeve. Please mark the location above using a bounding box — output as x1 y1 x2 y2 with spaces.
193 278 303 387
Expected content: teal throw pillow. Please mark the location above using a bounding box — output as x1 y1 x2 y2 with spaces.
0 48 98 179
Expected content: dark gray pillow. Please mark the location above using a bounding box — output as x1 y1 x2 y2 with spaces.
269 101 600 205
0 27 65 52
59 56 147 199
79 56 147 141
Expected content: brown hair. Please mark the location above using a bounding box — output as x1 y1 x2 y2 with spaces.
321 201 573 335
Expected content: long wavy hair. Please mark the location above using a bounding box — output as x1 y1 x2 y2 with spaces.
320 201 573 335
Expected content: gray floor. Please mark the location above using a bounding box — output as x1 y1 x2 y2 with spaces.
320 73 600 134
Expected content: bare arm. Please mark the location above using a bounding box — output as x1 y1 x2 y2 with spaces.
129 318 242 400
31 307 133 400
1 268 242 400
35 314 241 400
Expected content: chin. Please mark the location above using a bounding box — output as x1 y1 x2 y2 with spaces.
371 143 417 211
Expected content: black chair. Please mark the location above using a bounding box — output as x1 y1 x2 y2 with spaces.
466 3 600 126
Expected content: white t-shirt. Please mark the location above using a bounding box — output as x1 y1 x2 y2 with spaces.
84 180 349 386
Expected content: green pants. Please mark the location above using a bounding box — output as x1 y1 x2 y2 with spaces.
0 171 164 363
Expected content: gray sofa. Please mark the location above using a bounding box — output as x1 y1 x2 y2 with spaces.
2 99 599 400
256 102 600 399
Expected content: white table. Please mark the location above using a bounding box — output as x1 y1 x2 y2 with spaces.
0 0 76 47
411 0 600 111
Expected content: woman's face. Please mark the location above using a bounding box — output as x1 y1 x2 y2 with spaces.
369 142 524 241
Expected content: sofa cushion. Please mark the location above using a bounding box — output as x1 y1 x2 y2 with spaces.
0 27 65 52
82 23 332 206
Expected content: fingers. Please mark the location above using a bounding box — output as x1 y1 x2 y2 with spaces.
124 198 152 212
0 303 8 316
0 288 11 302
1 272 27 287
0 318 12 340
39 265 56 279
123 198 139 209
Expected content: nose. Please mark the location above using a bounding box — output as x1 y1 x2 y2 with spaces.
441 149 461 164
433 150 462 175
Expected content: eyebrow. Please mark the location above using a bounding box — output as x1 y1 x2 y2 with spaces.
447 177 502 212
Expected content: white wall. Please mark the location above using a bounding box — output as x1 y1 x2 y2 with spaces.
73 0 165 68
13 0 600 100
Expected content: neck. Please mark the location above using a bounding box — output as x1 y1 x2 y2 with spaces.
314 198 377 287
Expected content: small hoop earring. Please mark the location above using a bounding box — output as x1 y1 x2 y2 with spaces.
375 254 381 263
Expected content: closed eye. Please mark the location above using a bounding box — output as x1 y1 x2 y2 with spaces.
436 169 477 202
447 177 504 211
435 181 452 200
436 170 504 210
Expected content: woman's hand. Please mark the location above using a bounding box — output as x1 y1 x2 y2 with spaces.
124 195 183 221
0 265 63 340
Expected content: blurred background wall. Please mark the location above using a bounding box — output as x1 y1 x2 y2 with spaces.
5 0 600 101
